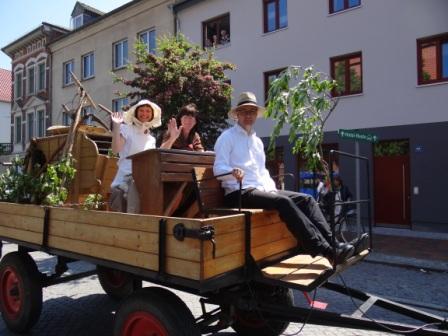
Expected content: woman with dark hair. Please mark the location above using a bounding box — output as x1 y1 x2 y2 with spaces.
161 103 204 151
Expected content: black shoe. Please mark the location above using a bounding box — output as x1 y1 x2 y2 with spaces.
326 243 355 265
351 233 369 254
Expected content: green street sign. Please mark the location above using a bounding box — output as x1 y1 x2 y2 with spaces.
338 129 378 143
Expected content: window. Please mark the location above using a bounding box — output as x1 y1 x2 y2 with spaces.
63 60 74 86
15 116 22 144
203 14 230 48
417 33 448 85
113 39 128 69
14 71 23 99
37 62 45 91
264 67 286 102
113 97 129 112
263 0 287 33
139 29 156 54
27 64 35 95
71 14 84 29
82 52 95 79
63 112 72 126
37 110 45 137
330 52 362 96
82 106 93 125
329 0 361 14
27 112 34 141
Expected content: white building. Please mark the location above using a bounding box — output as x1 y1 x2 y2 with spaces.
0 68 12 145
174 0 448 231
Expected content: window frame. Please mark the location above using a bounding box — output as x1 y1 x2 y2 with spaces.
82 52 95 80
37 61 46 91
37 109 45 137
27 111 35 141
417 32 448 85
14 70 23 99
329 0 361 14
112 97 129 112
27 64 35 95
138 29 156 55
113 39 129 70
330 51 363 97
63 60 74 86
202 13 231 48
264 67 287 102
263 0 288 34
15 115 22 144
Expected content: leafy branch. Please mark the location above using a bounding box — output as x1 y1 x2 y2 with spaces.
265 66 338 176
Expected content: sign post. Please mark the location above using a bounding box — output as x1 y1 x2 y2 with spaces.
338 129 378 234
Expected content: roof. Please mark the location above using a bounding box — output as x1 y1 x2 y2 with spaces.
71 1 105 17
173 0 206 13
0 69 12 103
1 22 69 56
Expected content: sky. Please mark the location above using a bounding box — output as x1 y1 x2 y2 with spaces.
0 0 132 70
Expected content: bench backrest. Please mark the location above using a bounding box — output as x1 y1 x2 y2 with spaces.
192 167 225 214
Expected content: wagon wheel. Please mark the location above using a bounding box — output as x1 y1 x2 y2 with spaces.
113 287 200 336
230 284 294 336
97 266 142 300
0 252 43 333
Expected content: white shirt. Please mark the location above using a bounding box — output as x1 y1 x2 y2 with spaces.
213 123 277 195
111 124 156 188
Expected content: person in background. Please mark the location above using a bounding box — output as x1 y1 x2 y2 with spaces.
220 29 230 44
109 99 162 213
213 92 367 265
161 103 204 152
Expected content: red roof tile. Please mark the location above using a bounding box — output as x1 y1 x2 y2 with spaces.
0 68 12 103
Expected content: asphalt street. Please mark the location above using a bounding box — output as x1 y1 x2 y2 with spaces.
0 242 447 336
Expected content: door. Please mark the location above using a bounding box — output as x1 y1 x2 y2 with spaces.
373 140 411 226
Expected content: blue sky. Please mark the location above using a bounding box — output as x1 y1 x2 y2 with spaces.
0 0 131 70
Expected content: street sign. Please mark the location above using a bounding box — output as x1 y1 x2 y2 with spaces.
338 129 378 143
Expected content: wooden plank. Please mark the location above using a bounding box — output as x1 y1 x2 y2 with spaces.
251 237 297 261
161 163 211 173
0 214 44 233
49 220 201 261
273 257 332 286
47 236 200 280
262 255 327 279
49 207 204 234
161 152 214 165
161 173 193 182
0 226 42 245
0 202 45 218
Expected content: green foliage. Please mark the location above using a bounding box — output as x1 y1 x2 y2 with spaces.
266 66 338 174
115 34 236 149
82 194 103 210
0 155 76 206
374 140 409 157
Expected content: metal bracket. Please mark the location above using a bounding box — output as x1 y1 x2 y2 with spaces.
173 223 216 258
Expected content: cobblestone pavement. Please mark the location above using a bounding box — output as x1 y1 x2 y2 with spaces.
1 242 447 336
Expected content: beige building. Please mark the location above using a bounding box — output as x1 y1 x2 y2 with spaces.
50 0 175 127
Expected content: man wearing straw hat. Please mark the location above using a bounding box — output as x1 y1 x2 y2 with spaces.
213 92 356 264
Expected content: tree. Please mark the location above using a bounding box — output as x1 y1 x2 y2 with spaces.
115 34 235 149
265 66 338 177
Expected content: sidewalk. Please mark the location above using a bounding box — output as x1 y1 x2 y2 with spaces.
365 227 448 272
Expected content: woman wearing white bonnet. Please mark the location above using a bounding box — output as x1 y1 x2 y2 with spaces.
109 99 161 213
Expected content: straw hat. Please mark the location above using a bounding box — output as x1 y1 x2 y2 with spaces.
123 99 162 129
228 92 265 120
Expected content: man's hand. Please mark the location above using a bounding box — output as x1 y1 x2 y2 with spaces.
232 168 244 181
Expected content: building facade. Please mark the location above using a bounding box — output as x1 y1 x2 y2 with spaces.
50 0 175 128
0 68 12 146
174 0 448 231
2 23 69 155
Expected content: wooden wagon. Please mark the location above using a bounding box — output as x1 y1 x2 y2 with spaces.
0 137 445 336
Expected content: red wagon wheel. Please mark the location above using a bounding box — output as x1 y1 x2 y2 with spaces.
0 252 43 333
114 287 200 336
97 265 142 300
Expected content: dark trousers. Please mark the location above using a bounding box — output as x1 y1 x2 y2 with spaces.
225 189 333 256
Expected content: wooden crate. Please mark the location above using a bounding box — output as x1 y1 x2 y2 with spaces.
0 203 296 281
